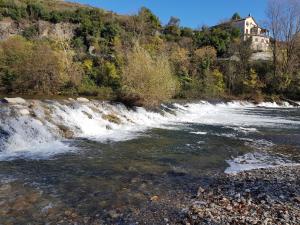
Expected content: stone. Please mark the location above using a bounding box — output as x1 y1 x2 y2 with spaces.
226 205 233 211
197 187 205 197
235 193 241 198
76 97 90 103
102 114 121 124
57 125 74 139
82 111 93 119
293 196 300 203
19 109 30 116
2 97 26 104
108 210 121 219
150 195 159 201
64 210 72 216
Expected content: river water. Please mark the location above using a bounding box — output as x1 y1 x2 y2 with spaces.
0 100 299 224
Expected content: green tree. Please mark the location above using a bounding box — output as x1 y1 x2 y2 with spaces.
243 68 264 95
204 69 225 97
231 12 241 21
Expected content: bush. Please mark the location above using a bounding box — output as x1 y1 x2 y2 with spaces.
22 25 39 39
78 77 114 99
120 42 178 107
0 36 81 95
26 3 46 20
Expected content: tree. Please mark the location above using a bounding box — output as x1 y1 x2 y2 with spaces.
243 68 264 96
138 7 161 31
0 36 82 95
231 13 241 21
194 27 240 56
120 42 178 107
0 36 32 92
266 0 300 92
204 69 225 97
232 38 253 80
17 42 63 94
164 17 181 38
193 46 217 77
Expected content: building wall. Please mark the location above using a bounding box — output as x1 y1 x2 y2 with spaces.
232 17 270 52
251 35 270 52
244 17 257 35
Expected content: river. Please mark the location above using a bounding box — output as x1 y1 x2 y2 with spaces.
0 99 299 224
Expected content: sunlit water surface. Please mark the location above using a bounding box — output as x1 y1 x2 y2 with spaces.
0 100 299 224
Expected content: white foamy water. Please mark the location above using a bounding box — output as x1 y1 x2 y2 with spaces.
190 131 208 135
225 152 300 174
0 99 299 160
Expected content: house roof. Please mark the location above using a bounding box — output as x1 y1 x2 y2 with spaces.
211 16 268 32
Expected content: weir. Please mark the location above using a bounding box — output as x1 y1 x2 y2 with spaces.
0 98 299 161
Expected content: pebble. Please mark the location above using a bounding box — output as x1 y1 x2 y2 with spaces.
186 165 300 224
150 195 159 202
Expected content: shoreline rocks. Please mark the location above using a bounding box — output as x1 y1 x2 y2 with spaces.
185 165 300 224
76 97 90 103
2 97 26 104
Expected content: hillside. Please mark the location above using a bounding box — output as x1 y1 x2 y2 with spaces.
0 0 299 105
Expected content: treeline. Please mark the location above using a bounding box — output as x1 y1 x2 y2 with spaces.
0 0 299 106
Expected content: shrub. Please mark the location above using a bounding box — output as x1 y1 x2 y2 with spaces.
0 36 32 92
22 25 39 39
26 3 46 20
14 41 64 94
120 42 178 107
78 77 114 99
0 36 80 95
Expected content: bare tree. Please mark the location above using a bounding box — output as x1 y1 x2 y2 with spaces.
266 0 300 90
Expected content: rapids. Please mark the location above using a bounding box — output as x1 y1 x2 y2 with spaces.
0 99 300 172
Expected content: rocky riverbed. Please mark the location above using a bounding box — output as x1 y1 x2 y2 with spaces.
1 166 300 224
185 165 300 225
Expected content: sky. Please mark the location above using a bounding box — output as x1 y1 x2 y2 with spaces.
69 0 268 28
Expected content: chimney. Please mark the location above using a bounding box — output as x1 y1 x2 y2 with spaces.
248 13 252 17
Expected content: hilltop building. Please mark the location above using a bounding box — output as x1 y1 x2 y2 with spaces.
232 15 270 51
215 14 270 52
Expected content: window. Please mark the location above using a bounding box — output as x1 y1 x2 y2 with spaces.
255 38 258 42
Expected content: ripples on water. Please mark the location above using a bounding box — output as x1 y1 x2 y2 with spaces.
0 100 299 223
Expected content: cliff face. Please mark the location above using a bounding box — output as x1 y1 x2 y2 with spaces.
0 17 78 40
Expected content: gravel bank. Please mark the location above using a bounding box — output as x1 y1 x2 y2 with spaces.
185 165 300 225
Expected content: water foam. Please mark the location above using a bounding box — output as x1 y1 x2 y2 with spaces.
225 152 299 174
0 99 299 160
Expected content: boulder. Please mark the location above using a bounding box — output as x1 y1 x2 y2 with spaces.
76 97 89 103
68 98 75 102
2 97 26 104
102 114 121 124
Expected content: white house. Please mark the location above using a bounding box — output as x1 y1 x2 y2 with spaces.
230 15 270 52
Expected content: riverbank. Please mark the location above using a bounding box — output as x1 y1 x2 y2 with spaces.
185 165 300 224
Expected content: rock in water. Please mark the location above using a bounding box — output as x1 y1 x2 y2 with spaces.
2 97 26 104
76 97 90 103
19 109 30 116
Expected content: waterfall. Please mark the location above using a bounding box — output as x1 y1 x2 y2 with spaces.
0 98 298 160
